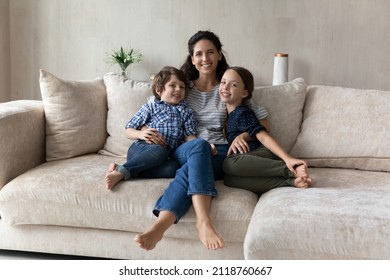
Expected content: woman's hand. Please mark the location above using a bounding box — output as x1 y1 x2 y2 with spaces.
227 133 251 156
210 143 218 156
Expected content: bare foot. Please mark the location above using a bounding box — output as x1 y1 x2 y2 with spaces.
105 170 124 190
134 230 164 251
196 221 224 250
294 164 313 188
294 176 309 188
295 164 308 180
108 163 117 172
294 175 314 188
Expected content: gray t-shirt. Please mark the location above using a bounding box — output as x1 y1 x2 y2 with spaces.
185 85 268 144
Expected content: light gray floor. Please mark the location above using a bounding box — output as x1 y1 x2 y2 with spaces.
0 249 106 260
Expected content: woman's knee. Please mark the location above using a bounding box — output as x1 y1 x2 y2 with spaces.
183 138 212 156
190 138 211 150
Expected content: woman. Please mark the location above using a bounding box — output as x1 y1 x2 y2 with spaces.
134 31 269 251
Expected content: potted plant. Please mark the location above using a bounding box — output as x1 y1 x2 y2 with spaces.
106 46 144 78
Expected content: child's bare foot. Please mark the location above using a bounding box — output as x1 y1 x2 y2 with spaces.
295 164 308 180
108 163 117 172
294 164 313 188
105 170 124 190
294 176 309 188
134 230 164 251
196 221 224 250
294 175 314 188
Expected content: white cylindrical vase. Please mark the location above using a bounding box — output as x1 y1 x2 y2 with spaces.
272 53 288 85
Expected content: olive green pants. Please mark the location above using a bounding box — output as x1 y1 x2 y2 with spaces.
223 147 295 195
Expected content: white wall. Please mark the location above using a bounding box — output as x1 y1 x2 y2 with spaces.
5 0 390 100
0 0 10 102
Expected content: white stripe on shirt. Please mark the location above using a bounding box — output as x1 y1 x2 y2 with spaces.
185 85 268 144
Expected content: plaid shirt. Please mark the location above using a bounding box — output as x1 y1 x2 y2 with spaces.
125 100 197 151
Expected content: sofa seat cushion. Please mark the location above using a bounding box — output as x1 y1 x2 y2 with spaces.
0 154 258 243
244 168 390 259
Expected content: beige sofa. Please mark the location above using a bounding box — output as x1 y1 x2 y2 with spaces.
0 70 389 260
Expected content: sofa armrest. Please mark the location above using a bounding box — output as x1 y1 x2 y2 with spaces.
0 100 46 188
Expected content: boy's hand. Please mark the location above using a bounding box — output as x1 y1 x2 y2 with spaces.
140 128 167 147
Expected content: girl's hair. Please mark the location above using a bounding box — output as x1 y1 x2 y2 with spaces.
152 66 187 100
180 30 229 85
229 66 254 102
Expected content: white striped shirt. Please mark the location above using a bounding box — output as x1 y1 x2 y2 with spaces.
185 85 268 144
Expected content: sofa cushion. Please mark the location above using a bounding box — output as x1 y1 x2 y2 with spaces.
244 168 390 259
252 78 307 152
39 70 107 161
0 154 258 243
99 73 152 157
290 85 390 172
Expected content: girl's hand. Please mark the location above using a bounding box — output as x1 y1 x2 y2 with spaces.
227 134 250 156
139 128 167 147
285 158 307 175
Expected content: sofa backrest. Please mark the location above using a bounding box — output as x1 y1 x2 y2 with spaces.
39 70 308 160
99 72 151 157
98 76 308 157
290 85 390 172
38 69 390 172
252 78 307 152
39 70 108 161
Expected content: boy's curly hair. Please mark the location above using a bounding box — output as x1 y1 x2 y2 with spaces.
152 66 187 99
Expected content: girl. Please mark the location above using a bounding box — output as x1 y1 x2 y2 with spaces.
220 66 312 194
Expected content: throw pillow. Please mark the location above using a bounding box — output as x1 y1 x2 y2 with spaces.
252 78 308 152
99 73 152 157
40 70 107 161
290 85 390 172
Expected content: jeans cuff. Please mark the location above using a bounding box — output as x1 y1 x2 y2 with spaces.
187 191 218 197
153 208 180 224
116 165 131 180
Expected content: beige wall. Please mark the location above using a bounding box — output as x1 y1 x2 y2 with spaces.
4 0 390 100
0 0 10 102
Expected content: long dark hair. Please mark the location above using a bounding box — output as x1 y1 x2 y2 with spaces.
180 30 229 85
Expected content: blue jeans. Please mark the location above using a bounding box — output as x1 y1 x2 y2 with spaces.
116 141 173 180
137 159 180 178
153 139 229 222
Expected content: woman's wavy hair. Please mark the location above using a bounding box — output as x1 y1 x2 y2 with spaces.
180 30 229 86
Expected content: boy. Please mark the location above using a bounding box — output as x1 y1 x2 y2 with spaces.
105 66 196 189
